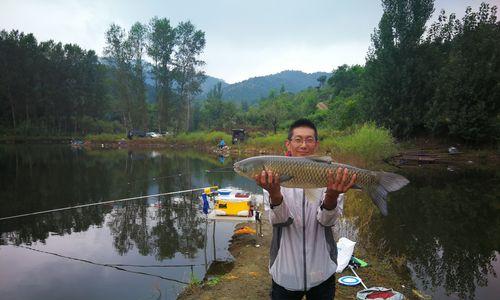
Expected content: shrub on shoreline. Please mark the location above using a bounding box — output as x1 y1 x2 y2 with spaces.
245 133 287 152
85 133 124 142
170 131 232 145
321 123 397 165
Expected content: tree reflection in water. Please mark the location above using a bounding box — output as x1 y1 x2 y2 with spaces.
0 146 226 261
107 195 205 260
345 166 500 299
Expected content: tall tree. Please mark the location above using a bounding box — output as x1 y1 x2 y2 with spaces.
425 3 500 142
172 21 206 132
364 0 435 137
104 24 134 131
128 22 148 130
147 17 176 133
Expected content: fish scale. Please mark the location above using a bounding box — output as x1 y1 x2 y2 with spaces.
234 155 409 216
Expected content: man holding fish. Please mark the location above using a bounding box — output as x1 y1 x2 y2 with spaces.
233 118 409 299
255 118 355 299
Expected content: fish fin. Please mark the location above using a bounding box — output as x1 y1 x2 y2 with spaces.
366 184 389 216
304 188 323 203
378 171 410 192
366 171 409 216
279 174 293 183
305 155 333 163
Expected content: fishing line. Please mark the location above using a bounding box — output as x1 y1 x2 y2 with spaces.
8 244 190 284
0 186 218 221
127 173 185 185
204 166 235 173
108 263 206 268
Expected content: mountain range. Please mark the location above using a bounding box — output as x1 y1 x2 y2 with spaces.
103 58 330 104
198 70 329 104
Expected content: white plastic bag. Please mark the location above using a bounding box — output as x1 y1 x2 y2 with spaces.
336 237 356 273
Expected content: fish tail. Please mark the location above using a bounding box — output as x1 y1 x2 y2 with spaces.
366 171 409 216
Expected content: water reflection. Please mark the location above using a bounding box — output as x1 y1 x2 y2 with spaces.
4 145 496 299
348 166 500 299
0 145 249 300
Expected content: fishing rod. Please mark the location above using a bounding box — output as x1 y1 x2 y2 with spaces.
10 244 190 284
0 186 218 221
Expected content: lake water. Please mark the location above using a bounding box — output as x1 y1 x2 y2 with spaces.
0 145 498 299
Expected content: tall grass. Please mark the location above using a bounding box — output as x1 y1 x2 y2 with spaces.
321 123 397 165
171 131 231 145
245 132 287 153
85 133 124 142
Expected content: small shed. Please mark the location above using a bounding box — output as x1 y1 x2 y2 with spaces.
231 129 246 144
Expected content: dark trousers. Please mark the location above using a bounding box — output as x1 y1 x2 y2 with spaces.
271 274 336 300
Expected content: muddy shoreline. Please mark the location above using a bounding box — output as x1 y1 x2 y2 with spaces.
177 216 413 300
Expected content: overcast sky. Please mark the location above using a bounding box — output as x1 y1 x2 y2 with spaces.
1 0 498 83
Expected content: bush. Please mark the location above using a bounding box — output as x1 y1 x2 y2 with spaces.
321 123 397 164
246 132 287 152
85 133 123 142
171 131 231 145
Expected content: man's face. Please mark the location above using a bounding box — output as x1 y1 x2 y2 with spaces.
285 126 318 157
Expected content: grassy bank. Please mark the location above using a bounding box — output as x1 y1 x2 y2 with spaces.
5 125 404 167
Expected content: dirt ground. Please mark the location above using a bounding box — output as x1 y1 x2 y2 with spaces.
177 215 413 300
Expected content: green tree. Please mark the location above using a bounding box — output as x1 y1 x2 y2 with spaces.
172 21 206 132
425 3 500 142
317 75 327 88
104 24 134 131
199 83 237 129
364 0 435 137
127 22 148 131
147 17 176 133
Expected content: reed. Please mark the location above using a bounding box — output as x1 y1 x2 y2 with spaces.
320 123 397 166
245 133 287 152
170 131 232 145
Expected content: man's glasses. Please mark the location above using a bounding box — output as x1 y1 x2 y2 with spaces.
290 137 316 145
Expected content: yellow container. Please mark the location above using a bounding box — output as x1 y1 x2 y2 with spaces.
214 199 251 216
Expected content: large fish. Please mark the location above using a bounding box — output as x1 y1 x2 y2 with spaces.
233 155 409 216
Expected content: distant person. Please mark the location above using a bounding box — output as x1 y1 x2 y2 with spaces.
218 139 226 150
255 118 356 300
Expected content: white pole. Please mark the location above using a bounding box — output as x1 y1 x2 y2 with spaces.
349 265 368 289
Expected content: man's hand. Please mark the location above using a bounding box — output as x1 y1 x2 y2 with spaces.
254 170 283 206
323 168 357 210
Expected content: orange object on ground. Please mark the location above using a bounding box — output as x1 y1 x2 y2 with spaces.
234 226 256 235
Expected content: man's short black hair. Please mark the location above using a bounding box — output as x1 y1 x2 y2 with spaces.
287 118 318 141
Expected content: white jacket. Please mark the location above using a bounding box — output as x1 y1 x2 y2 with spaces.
265 187 344 291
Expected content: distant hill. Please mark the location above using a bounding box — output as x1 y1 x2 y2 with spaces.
101 58 328 104
200 70 329 104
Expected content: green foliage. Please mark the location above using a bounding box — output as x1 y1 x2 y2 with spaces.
246 132 287 152
85 133 124 142
171 131 231 145
147 17 176 133
424 3 500 142
172 21 206 132
206 276 221 286
2 2 498 145
321 123 398 163
0 30 108 135
362 0 499 143
364 0 435 138
327 64 364 97
189 273 202 286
